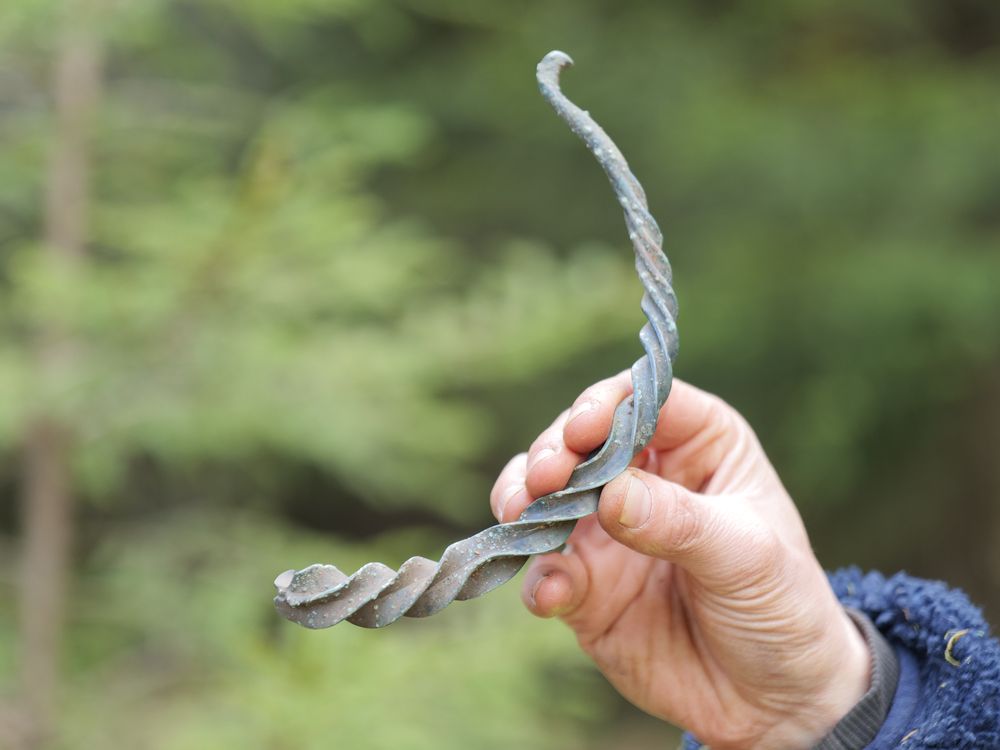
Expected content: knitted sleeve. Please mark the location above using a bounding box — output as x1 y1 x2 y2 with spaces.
681 569 1000 749
830 568 1000 749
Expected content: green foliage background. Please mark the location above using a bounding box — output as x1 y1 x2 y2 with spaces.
1 1 999 748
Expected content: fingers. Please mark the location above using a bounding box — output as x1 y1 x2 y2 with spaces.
520 516 656 637
518 383 656 507
567 375 729 453
492 410 589 522
489 406 595 522
562 371 633 454
524 409 584 499
521 553 587 618
494 374 755 525
489 453 530 522
564 374 754 492
648 381 736 453
597 468 781 590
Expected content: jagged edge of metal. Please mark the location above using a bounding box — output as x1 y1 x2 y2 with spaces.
272 50 679 629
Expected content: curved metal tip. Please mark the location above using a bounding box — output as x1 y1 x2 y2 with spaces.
274 569 295 592
537 50 574 82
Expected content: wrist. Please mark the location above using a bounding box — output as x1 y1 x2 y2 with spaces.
749 606 873 750
812 608 873 737
793 607 873 749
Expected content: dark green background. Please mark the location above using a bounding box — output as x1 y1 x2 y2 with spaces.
1 1 998 748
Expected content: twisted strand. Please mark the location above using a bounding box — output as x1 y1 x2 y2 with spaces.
273 50 679 629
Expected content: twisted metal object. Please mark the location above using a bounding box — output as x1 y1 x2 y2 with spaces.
273 50 679 629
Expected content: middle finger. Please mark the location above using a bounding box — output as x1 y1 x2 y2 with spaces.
525 408 585 499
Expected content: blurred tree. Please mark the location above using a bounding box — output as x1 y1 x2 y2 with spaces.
0 0 646 520
18 4 103 747
0 2 648 746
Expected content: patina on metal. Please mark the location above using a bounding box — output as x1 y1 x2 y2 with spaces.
273 50 679 629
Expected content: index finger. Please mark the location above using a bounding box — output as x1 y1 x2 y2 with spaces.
564 375 739 458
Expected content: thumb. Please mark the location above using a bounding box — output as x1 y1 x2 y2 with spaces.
598 468 779 590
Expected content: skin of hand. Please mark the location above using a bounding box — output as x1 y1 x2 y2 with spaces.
489 373 871 750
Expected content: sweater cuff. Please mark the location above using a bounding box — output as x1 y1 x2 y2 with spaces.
812 608 900 750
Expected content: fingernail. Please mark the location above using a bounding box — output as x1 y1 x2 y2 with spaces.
529 447 557 471
567 398 598 424
529 573 550 609
618 474 652 529
498 484 522 520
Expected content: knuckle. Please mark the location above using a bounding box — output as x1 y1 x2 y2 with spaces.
530 411 571 455
743 526 784 574
530 429 561 456
591 370 630 400
578 383 602 404
660 488 704 552
702 393 737 437
509 450 529 470
695 397 763 482
706 393 758 446
723 524 788 594
528 436 555 457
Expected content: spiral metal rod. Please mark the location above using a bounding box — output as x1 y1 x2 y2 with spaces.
273 50 679 629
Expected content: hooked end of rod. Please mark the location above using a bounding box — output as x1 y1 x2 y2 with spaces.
536 50 574 91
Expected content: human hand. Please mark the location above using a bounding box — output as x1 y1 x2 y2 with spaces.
490 374 871 750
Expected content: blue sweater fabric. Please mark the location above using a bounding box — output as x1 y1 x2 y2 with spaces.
682 569 1000 749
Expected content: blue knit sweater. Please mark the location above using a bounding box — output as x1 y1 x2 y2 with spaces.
682 569 1000 749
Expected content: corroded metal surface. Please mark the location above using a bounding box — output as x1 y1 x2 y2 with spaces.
273 50 679 629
